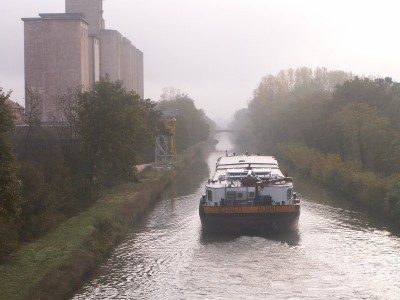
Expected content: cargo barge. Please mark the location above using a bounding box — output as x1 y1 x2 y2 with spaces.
199 153 300 233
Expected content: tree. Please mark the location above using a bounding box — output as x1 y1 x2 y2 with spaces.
56 87 81 154
229 108 255 150
245 67 354 153
0 88 22 218
0 88 22 259
78 78 159 188
329 102 391 171
22 88 42 159
157 89 210 151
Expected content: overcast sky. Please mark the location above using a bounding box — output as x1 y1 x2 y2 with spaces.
1 0 400 123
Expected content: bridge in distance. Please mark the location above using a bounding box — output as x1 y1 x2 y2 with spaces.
212 129 238 134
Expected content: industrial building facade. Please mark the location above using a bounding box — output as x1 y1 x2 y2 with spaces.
22 0 144 122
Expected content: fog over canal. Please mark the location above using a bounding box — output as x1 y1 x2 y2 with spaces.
72 133 400 300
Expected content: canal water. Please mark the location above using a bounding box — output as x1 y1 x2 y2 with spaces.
72 133 400 300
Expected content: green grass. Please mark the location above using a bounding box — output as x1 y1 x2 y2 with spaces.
0 176 157 300
0 148 198 300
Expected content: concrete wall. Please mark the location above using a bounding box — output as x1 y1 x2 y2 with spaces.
129 46 144 99
23 1 145 121
120 37 134 92
65 0 104 36
135 49 144 99
119 38 144 98
89 35 100 85
66 0 102 87
99 29 135 93
99 30 122 82
23 14 90 122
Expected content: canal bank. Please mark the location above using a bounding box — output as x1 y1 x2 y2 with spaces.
0 143 206 300
71 132 400 300
277 143 400 231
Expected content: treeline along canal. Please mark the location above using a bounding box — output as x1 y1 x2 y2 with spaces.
72 133 400 300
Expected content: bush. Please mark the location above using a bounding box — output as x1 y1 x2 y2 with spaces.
17 161 63 241
281 142 400 227
0 217 19 262
383 183 400 223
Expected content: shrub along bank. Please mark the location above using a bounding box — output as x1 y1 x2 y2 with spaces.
230 69 400 230
0 145 203 300
280 143 400 229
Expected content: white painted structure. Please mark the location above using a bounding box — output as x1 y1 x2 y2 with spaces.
204 154 296 206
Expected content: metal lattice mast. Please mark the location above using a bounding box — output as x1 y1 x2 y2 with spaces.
155 110 177 168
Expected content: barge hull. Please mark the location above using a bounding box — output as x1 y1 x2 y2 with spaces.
199 206 300 233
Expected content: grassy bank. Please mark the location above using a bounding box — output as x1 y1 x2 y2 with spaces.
279 143 400 229
0 145 202 300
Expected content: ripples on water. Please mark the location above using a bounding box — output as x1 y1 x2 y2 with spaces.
72 135 400 300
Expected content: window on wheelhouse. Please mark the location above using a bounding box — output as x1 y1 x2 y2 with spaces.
207 190 213 201
287 188 292 200
227 191 236 200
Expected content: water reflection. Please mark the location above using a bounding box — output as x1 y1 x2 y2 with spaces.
165 159 209 199
200 229 300 247
72 134 400 300
265 230 301 246
199 230 241 244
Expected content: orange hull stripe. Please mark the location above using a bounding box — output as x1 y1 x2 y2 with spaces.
203 205 297 214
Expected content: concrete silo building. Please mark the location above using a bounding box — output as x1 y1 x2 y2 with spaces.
22 13 91 121
22 0 144 122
